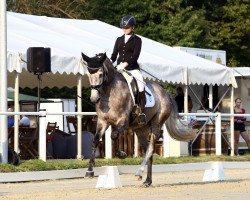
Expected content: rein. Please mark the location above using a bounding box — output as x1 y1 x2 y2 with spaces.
90 84 103 90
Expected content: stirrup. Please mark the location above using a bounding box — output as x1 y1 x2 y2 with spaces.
138 113 146 125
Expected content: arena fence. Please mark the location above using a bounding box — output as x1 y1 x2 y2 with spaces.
0 111 249 162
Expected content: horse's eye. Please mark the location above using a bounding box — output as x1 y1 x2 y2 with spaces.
99 74 103 79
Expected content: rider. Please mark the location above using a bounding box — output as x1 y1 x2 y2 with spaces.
110 15 146 124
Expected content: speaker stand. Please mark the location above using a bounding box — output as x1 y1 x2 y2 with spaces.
37 74 42 111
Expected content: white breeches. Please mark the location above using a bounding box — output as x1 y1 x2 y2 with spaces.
128 69 145 92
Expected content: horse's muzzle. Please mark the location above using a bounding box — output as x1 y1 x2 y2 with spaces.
90 89 100 103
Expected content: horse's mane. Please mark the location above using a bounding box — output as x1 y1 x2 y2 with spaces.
84 52 126 88
97 53 118 84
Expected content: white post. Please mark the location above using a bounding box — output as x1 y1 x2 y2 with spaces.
215 113 222 155
184 85 188 114
230 86 235 156
163 124 170 157
134 133 139 157
105 126 112 159
0 0 8 163
77 75 82 159
39 110 47 161
209 85 213 109
184 68 188 116
14 71 20 153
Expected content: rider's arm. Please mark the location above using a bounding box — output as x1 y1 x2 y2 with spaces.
111 38 119 63
127 36 142 66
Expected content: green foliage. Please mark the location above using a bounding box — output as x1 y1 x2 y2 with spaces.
7 0 89 19
7 0 250 66
19 87 95 111
87 0 250 66
208 0 250 66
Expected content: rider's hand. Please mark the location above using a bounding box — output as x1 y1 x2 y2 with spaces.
116 62 128 72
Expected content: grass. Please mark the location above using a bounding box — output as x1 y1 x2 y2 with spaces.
0 154 250 173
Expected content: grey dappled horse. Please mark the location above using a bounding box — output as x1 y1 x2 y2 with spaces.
82 52 196 187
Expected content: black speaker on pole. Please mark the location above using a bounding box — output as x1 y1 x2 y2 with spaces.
27 47 51 74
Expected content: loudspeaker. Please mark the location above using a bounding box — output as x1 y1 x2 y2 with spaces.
27 47 51 74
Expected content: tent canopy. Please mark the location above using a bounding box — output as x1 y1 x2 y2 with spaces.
232 67 250 77
7 12 237 88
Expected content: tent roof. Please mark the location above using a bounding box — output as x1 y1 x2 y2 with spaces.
7 12 237 88
232 67 250 77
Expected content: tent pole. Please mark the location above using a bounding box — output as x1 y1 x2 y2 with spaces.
209 84 213 109
14 71 20 153
230 85 235 156
184 67 188 115
184 85 188 114
77 74 82 159
0 0 8 164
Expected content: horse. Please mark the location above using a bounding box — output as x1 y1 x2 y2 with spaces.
81 52 196 187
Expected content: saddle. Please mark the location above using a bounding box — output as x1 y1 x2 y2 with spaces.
121 71 155 124
121 71 155 106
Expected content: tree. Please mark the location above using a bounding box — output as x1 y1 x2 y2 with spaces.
207 0 250 66
7 0 89 19
7 0 250 66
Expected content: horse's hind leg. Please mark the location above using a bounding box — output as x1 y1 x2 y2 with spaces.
143 133 155 187
135 131 156 187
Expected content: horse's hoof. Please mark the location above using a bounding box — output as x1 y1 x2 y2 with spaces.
135 175 142 181
143 180 152 187
85 171 94 178
116 151 127 159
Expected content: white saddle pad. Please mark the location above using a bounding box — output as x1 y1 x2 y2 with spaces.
145 86 155 108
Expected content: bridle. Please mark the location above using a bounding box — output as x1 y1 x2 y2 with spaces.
87 62 108 91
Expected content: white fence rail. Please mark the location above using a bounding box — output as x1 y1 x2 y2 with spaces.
1 111 249 162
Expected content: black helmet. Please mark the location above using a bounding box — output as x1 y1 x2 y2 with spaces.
120 15 136 29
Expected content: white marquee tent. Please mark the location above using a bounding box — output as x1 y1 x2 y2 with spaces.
1 11 239 162
233 67 250 77
6 12 237 88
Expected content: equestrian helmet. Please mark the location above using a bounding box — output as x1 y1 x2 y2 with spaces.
120 15 136 29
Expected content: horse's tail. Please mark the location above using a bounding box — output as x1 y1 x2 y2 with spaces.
165 95 197 141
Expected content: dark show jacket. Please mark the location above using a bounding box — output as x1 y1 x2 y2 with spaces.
111 33 142 71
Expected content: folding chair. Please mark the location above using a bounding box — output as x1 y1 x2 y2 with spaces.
46 122 59 159
19 127 39 159
46 122 58 142
8 127 15 148
66 116 77 135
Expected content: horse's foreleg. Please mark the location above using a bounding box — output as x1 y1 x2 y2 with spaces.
85 133 100 177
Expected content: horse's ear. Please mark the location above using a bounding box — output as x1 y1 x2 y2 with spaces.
99 53 106 63
81 53 90 63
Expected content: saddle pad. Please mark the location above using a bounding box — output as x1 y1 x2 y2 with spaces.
145 85 155 108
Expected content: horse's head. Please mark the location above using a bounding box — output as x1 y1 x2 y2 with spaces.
81 52 107 103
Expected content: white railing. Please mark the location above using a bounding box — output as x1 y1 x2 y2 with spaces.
0 111 97 162
1 111 249 162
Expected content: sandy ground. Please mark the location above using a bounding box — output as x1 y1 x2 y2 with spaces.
0 169 249 200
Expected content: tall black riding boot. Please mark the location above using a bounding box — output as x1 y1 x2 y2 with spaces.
138 91 147 125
